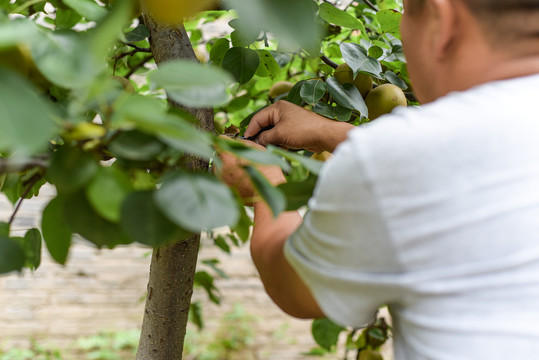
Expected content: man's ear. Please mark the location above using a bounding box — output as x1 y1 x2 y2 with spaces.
428 0 459 60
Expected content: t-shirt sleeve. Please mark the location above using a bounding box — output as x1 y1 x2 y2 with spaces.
284 129 403 327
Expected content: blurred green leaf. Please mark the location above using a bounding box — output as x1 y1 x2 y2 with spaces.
318 3 364 30
327 77 368 116
155 172 240 232
221 47 260 85
47 147 98 194
368 46 384 59
150 60 233 107
225 0 321 54
244 166 286 217
108 130 165 161
86 166 132 223
0 236 25 274
55 8 83 29
194 270 220 304
279 173 317 210
0 68 56 155
63 0 107 21
41 196 72 265
0 18 36 49
64 191 132 248
311 318 345 351
209 38 229 66
0 222 9 237
22 228 41 270
286 80 305 106
125 24 149 42
268 146 324 175
121 191 191 247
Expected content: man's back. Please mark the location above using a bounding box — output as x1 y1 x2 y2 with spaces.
284 74 539 359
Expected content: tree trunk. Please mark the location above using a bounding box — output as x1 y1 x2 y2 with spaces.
136 13 214 360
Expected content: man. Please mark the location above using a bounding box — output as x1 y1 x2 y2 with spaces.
220 0 539 358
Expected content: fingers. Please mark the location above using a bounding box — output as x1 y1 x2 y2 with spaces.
244 102 282 138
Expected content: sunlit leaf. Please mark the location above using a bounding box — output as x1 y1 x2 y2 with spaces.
318 3 364 30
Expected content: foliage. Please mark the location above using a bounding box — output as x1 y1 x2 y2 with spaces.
0 0 407 357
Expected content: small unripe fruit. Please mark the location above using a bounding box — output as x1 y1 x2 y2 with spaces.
358 350 383 360
0 45 30 77
365 83 407 120
310 151 333 162
334 63 373 98
269 81 294 99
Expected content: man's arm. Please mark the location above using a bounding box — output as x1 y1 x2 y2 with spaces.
250 192 325 319
218 144 325 319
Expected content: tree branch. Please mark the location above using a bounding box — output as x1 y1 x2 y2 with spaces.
125 54 154 78
320 55 339 69
363 0 379 12
121 42 152 53
8 173 41 226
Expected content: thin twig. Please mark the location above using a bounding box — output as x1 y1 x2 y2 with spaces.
121 42 152 53
363 0 379 12
125 54 154 78
8 174 41 226
320 55 339 69
0 157 48 175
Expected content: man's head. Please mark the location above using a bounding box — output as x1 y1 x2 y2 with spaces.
401 0 539 103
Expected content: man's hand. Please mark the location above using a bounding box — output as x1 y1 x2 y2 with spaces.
217 139 286 206
245 100 355 153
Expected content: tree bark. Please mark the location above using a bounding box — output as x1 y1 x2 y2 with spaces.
136 13 214 360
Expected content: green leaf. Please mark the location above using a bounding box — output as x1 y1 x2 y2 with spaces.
47 147 99 194
255 50 281 79
29 30 100 89
125 25 149 42
286 81 305 106
155 172 240 232
268 146 324 175
368 46 384 59
216 138 291 172
0 68 57 156
64 191 132 248
0 222 9 237
311 318 345 351
150 60 233 107
227 94 251 112
63 0 107 21
194 270 220 304
318 3 364 30
327 77 368 116
300 80 327 106
225 0 321 54
121 191 191 247
55 8 83 29
0 18 37 49
279 173 318 210
189 301 204 330
0 236 25 274
23 228 41 270
244 166 286 217
209 38 229 66
41 197 72 265
377 9 402 38
340 42 382 79
230 206 252 243
86 166 132 223
313 102 352 122
221 47 260 85
214 235 231 254
108 130 165 161
384 71 408 90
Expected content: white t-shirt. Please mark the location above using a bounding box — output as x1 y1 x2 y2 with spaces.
284 74 539 360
